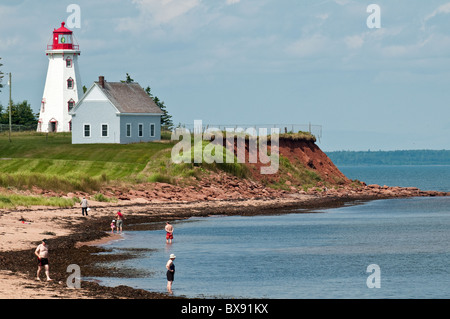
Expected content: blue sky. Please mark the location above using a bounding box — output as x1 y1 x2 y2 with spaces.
1 0 449 151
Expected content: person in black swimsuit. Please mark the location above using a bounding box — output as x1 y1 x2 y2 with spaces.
166 254 176 294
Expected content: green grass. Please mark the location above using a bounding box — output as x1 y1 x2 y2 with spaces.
0 132 170 163
0 132 174 192
0 132 249 193
0 131 326 202
140 140 249 185
276 131 316 142
266 155 324 191
0 192 77 209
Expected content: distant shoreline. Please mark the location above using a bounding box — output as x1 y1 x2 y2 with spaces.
326 149 450 166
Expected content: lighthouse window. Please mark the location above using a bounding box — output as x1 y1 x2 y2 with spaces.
67 78 74 89
58 34 72 44
66 57 72 68
68 99 75 111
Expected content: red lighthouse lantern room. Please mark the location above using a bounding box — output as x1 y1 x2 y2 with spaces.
48 22 78 51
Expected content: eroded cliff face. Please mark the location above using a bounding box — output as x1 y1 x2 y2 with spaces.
225 137 350 187
277 138 350 185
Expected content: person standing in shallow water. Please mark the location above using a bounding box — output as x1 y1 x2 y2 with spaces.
166 254 176 294
115 210 124 233
165 222 174 244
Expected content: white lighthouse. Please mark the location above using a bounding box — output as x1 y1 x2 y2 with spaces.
37 22 82 132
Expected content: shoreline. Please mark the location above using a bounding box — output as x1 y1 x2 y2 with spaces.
0 185 448 299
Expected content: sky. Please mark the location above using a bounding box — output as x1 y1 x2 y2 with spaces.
0 0 450 151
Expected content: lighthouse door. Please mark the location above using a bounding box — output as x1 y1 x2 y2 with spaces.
49 120 57 132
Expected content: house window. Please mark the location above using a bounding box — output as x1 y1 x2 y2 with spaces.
150 123 155 137
126 123 131 137
68 99 75 112
84 124 91 137
101 124 108 137
66 57 72 68
138 123 143 137
67 78 74 89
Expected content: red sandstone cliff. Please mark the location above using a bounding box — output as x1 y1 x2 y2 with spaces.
57 137 447 202
226 136 350 187
278 138 349 184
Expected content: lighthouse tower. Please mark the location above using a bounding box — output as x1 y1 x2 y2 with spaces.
37 22 82 133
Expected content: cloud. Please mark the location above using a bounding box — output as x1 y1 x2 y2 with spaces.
226 0 241 4
344 34 364 49
332 0 350 5
117 0 201 33
315 13 329 20
0 36 20 52
285 34 330 58
0 0 26 7
424 2 450 22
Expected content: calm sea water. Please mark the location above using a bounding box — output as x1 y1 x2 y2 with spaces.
91 165 450 299
339 165 450 192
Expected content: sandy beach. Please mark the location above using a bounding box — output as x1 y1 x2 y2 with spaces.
0 185 448 299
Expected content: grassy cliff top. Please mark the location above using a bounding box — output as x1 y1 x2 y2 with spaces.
0 131 328 208
0 132 245 194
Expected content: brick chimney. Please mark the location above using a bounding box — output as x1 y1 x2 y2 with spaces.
98 76 105 88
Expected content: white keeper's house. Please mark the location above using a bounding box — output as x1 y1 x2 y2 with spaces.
70 76 163 144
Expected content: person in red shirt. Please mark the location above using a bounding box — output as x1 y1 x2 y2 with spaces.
115 210 124 233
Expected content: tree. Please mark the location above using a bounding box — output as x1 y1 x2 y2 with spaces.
121 74 174 130
0 100 38 127
121 73 134 84
154 95 173 130
144 85 173 130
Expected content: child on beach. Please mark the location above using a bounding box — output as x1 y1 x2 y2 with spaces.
110 220 116 233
